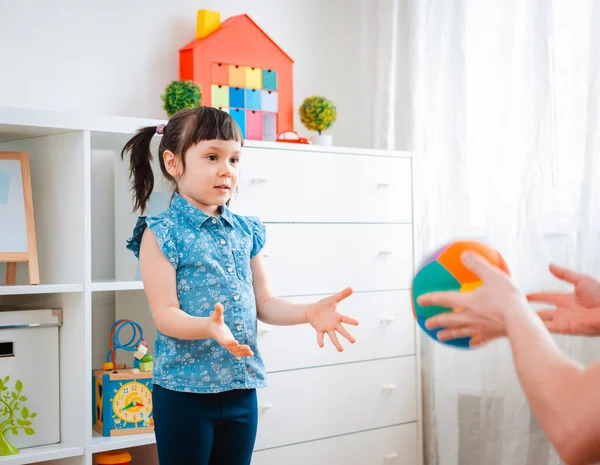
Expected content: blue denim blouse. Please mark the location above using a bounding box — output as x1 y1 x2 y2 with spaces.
126 192 267 394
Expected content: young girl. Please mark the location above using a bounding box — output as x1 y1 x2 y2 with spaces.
121 106 358 465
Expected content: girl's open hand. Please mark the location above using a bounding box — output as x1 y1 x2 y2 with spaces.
208 303 254 357
306 287 358 351
527 264 600 336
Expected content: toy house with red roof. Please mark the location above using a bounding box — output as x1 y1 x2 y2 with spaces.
179 10 294 141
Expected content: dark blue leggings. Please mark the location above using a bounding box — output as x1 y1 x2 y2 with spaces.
152 384 258 465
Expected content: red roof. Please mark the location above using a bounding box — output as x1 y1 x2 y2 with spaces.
180 14 294 63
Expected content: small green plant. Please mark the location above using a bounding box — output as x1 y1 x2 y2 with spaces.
161 80 203 118
0 376 37 456
299 96 337 135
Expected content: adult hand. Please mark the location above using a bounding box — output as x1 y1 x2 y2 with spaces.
418 251 525 347
306 287 359 351
208 303 254 357
527 264 600 336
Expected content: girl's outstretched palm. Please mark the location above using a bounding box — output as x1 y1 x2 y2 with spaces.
208 303 254 357
306 287 359 352
527 264 600 336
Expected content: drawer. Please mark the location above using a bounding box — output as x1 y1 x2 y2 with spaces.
257 290 416 372
230 148 412 223
254 357 417 450
252 423 418 464
261 223 413 296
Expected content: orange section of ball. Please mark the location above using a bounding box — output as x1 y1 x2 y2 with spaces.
438 241 510 284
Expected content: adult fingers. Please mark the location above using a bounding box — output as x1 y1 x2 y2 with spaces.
536 309 558 321
527 292 572 306
417 291 471 310
469 335 493 348
549 263 583 285
425 311 474 330
436 326 475 341
460 251 500 281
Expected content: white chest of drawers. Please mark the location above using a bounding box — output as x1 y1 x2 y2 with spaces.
113 139 421 465
228 142 422 465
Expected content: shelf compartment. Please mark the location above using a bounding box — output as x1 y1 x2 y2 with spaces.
0 443 83 465
0 284 83 296
91 431 156 454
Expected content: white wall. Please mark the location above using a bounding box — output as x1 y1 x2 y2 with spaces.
0 0 411 150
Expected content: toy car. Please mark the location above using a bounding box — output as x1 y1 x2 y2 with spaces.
275 130 312 144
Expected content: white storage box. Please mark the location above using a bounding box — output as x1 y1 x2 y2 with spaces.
0 308 61 450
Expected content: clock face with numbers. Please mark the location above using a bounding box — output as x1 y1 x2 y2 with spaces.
112 381 152 423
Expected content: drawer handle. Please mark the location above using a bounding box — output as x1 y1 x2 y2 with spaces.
263 252 271 258
258 326 273 334
377 182 391 188
379 250 392 256
251 177 267 184
382 383 397 390
383 453 398 460
380 316 396 323
259 402 274 410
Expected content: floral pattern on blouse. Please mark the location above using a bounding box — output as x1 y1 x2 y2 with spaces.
126 192 267 393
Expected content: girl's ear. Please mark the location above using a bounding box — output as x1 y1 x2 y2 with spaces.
163 150 181 178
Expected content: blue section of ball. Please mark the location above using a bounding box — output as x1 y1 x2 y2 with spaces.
416 317 471 349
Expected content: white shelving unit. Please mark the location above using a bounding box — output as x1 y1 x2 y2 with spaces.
0 106 421 465
0 106 169 465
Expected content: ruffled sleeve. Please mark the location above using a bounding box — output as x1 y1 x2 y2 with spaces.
247 216 266 258
126 216 179 268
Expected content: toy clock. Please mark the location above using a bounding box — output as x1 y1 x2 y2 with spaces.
114 379 152 423
93 369 154 436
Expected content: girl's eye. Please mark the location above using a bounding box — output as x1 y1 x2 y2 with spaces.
207 155 217 161
230 158 239 164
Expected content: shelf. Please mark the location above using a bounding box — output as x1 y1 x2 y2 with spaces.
0 443 84 465
0 106 412 157
0 106 165 150
91 431 156 453
0 284 83 296
91 280 144 292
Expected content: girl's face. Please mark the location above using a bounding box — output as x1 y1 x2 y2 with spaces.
164 139 242 215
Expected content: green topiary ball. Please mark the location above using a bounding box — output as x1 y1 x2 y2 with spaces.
161 80 203 117
299 96 337 135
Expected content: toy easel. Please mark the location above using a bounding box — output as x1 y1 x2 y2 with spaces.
0 152 39 285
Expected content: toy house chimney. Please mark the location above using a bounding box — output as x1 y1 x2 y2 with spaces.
196 10 220 38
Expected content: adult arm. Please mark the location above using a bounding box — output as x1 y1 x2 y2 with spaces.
420 252 600 465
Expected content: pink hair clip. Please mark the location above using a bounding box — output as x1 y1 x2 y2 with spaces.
156 124 166 135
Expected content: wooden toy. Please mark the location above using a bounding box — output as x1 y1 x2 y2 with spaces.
179 10 293 141
92 368 153 437
92 320 154 436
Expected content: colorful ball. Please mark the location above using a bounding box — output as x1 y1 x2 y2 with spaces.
411 240 510 349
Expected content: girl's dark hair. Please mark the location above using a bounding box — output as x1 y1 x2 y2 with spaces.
121 106 244 213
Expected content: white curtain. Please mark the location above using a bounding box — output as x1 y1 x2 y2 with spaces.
365 0 600 464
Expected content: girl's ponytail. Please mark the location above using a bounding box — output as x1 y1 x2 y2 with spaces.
121 126 158 213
